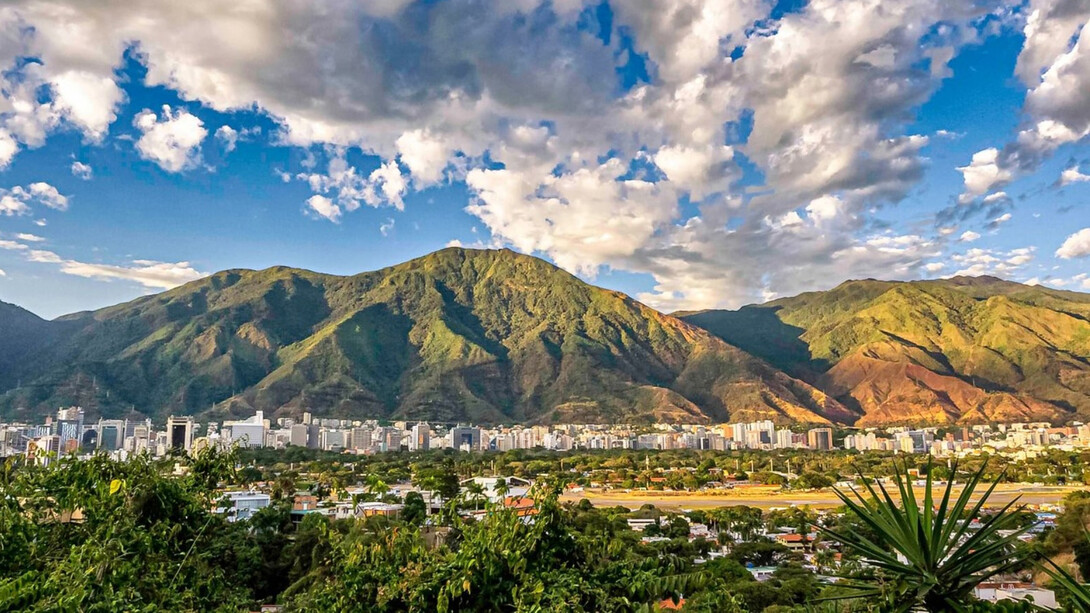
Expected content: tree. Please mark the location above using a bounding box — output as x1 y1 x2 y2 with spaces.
820 459 1033 611
0 448 258 611
402 491 427 526
463 481 486 511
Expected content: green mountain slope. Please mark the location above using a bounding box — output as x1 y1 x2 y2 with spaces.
0 248 851 425
681 277 1090 425
0 300 65 391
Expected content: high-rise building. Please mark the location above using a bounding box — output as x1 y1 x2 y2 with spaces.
350 427 372 451
384 427 403 451
96 419 127 451
410 423 430 452
167 415 196 452
56 407 84 454
449 426 481 451
807 428 833 451
224 411 266 448
289 424 309 447
320 429 345 451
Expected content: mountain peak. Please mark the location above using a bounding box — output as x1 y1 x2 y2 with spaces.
680 276 1090 426
0 247 845 426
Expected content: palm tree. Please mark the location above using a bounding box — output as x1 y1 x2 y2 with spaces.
464 481 485 511
819 459 1032 612
493 478 510 501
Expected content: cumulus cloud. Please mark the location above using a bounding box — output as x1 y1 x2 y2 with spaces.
959 230 981 242
0 182 69 215
957 148 1013 203
956 0 1090 204
70 160 92 180
0 0 1062 309
467 157 679 276
133 105 207 172
1057 227 1090 258
1060 165 1090 185
396 130 450 185
951 246 1036 277
304 194 341 223
214 125 238 153
296 153 408 218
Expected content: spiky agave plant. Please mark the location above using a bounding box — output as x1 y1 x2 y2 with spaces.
819 460 1034 612
1041 531 1090 612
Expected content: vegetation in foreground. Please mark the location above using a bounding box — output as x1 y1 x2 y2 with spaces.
4 449 1090 611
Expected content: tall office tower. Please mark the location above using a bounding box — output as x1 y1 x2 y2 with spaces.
807 427 833 451
56 407 85 454
289 424 309 447
410 423 430 451
96 419 127 451
224 411 266 448
166 415 196 452
350 427 372 451
448 426 481 451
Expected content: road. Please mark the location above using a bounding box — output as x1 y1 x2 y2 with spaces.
561 484 1079 510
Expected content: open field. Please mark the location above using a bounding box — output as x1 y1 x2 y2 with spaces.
561 483 1083 510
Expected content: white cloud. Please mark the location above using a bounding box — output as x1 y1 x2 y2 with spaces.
987 212 1012 230
365 160 407 209
57 259 204 289
467 157 678 276
1060 165 1090 185
5 240 205 288
0 182 69 215
0 194 28 216
957 148 1012 203
652 144 735 200
0 268 6 277
295 153 408 218
1057 227 1090 258
70 160 92 180
26 183 68 210
0 131 16 169
304 194 341 223
15 233 44 242
133 105 207 172
959 230 981 242
215 125 238 153
396 129 449 185
0 0 1049 309
951 246 1036 277
379 218 395 237
955 2 1090 203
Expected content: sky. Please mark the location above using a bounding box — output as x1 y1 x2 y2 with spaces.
0 0 1087 320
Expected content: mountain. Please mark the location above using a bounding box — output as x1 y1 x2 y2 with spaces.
680 277 1090 425
0 301 64 390
0 248 851 425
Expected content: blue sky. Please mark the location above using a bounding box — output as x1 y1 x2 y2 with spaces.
0 0 1087 319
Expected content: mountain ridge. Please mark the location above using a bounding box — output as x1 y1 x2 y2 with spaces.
679 277 1090 426
3 250 1086 427
0 248 850 426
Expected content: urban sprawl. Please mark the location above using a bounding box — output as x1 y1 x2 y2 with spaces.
3 407 1087 462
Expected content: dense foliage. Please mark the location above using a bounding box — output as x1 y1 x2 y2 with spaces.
5 448 1090 612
